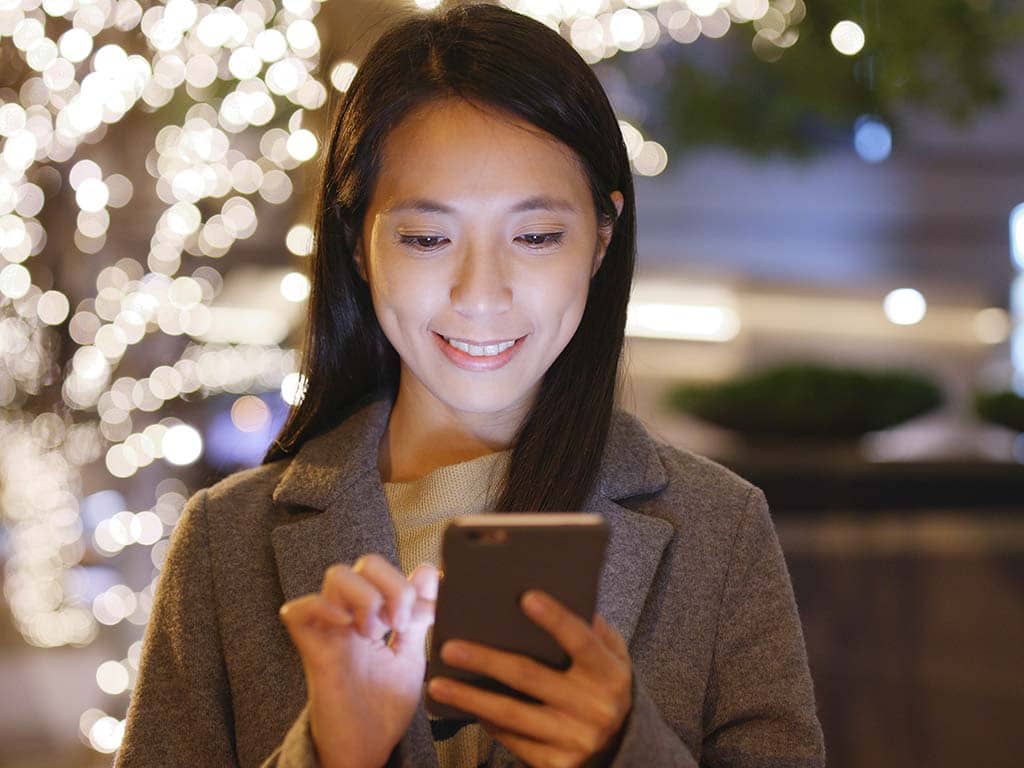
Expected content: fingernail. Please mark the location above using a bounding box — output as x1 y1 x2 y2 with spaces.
523 591 547 615
441 641 467 663
429 678 452 698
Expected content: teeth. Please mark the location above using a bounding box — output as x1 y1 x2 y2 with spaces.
446 338 517 357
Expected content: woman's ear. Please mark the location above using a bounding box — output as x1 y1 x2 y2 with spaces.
610 190 624 219
592 190 624 277
353 240 368 282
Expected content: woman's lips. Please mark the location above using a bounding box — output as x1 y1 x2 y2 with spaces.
433 332 526 371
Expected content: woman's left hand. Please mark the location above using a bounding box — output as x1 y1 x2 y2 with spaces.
428 589 633 768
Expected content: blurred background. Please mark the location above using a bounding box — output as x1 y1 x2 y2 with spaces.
1 0 1022 766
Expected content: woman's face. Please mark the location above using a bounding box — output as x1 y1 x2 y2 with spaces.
358 99 620 428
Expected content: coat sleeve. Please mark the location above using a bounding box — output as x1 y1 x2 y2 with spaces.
115 489 323 768
698 486 825 767
608 487 825 768
258 705 323 768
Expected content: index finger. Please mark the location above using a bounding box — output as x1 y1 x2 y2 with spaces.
521 590 612 670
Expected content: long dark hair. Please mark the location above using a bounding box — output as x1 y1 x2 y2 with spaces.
264 3 637 512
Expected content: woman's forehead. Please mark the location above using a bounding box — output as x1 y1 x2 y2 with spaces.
370 99 592 210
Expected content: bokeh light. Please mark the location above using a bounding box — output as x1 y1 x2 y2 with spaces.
831 20 865 56
96 660 131 695
162 423 203 466
231 395 271 432
884 288 928 326
973 307 1011 345
280 271 310 302
854 115 893 163
1011 203 1024 270
281 371 306 406
286 223 314 256
330 61 358 92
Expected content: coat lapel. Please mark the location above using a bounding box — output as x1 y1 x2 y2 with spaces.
270 398 399 602
590 495 673 646
589 406 675 647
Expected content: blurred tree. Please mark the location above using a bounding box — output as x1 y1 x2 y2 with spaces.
652 0 1024 157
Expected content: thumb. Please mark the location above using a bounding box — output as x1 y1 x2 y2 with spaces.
409 562 440 601
390 564 438 655
390 595 434 657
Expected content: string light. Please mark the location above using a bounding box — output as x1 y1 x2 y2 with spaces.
498 0 812 174
0 0 324 755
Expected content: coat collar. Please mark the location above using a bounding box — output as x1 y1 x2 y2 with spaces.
271 394 674 639
270 395 675 767
272 394 671 510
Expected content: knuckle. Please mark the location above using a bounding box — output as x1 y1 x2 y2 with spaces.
610 669 630 701
567 631 596 658
577 725 604 754
352 552 385 577
324 563 347 582
351 553 379 573
361 588 384 612
323 564 353 593
593 698 619 731
514 658 541 688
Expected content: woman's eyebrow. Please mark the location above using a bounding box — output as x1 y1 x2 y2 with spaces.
385 195 578 215
509 195 578 214
386 198 454 215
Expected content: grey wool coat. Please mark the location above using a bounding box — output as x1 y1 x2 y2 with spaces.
117 396 825 768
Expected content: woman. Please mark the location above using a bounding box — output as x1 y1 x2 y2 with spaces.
118 4 825 768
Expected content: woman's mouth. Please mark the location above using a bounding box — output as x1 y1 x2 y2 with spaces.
443 337 517 357
433 332 526 371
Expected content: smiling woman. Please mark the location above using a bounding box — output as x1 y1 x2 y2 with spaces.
116 4 825 768
357 99 622 480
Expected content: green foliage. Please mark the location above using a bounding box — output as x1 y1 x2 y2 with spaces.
975 390 1024 432
656 0 1023 157
666 362 944 438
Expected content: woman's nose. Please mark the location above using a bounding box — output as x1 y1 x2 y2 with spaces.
449 246 513 317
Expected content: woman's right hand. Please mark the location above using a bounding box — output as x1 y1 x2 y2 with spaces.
278 554 439 768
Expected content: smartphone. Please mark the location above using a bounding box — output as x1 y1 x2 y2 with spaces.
425 513 609 720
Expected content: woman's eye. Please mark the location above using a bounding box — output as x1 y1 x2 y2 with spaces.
399 234 449 250
516 232 564 248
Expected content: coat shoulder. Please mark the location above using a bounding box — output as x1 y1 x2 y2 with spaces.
615 412 763 535
200 458 292 520
655 442 758 505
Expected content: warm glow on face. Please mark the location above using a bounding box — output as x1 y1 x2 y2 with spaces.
361 100 616 423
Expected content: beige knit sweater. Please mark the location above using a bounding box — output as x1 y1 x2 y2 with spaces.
383 450 511 768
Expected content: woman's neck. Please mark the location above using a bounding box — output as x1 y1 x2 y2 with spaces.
378 379 526 483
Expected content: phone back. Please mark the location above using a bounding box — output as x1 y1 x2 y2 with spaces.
426 513 608 719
